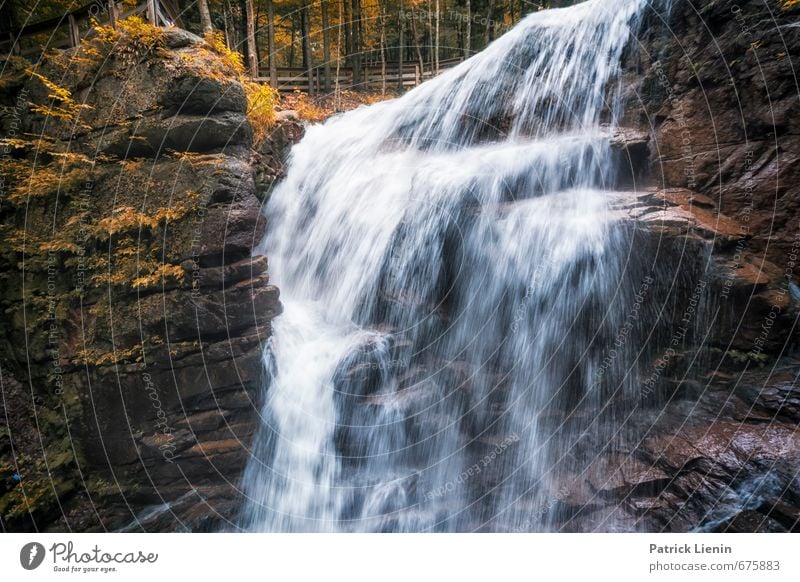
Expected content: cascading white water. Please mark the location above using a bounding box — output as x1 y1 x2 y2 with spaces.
239 0 657 532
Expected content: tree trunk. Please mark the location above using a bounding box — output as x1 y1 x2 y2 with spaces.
434 0 440 73
351 0 362 85
222 1 236 51
335 0 344 109
464 0 471 58
409 5 424 79
301 4 314 95
343 0 351 67
289 16 296 67
198 0 213 34
0 1 16 34
322 0 332 93
379 0 387 95
237 0 247 69
426 0 432 73
244 0 258 77
484 0 494 46
146 0 157 25
398 1 405 91
267 0 277 87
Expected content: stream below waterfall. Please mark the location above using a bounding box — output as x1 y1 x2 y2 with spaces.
237 0 670 532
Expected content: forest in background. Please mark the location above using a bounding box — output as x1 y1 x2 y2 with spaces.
1 0 580 93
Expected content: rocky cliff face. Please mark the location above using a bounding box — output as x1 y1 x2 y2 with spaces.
545 0 800 531
1 0 798 534
0 25 299 531
631 0 800 264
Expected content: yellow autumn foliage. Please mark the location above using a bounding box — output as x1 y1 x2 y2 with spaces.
203 31 245 76
131 263 186 289
3 158 92 205
245 82 279 146
92 15 165 58
25 68 88 122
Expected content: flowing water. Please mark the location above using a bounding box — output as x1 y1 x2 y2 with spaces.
239 0 661 532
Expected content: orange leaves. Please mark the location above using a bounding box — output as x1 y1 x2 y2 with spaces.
93 197 196 240
245 82 280 146
203 31 246 76
25 68 88 122
131 263 185 289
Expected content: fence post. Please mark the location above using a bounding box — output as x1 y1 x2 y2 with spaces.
146 0 158 26
108 1 118 29
67 13 80 47
398 8 404 91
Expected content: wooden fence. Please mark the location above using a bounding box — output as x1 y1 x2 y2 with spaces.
2 0 461 93
1 1 182 58
259 58 463 94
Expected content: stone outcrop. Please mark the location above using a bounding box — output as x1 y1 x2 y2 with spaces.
542 0 800 531
625 0 800 264
542 187 800 531
0 26 300 531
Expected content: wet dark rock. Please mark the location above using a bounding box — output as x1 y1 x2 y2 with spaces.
523 0 800 531
161 28 204 49
0 30 297 532
627 0 800 263
99 111 252 157
198 195 267 264
184 255 269 289
610 127 651 188
161 74 248 116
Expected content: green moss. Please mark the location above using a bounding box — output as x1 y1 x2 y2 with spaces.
707 347 770 367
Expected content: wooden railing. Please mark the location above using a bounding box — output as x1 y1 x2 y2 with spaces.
262 58 464 94
259 63 421 94
1 0 182 58
2 1 461 93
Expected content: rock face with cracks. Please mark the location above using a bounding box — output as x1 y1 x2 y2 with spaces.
1 0 800 532
544 0 800 531
0 27 299 531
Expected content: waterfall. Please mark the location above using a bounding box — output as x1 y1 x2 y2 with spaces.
238 0 657 532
